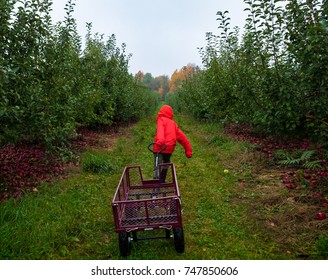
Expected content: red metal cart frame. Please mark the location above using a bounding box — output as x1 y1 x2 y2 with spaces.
112 163 184 256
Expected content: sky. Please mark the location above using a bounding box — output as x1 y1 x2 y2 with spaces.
50 0 248 77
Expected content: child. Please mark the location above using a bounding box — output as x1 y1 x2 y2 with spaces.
153 105 192 182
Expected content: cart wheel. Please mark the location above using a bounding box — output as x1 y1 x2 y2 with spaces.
118 232 131 257
173 227 184 253
132 231 138 242
165 229 171 239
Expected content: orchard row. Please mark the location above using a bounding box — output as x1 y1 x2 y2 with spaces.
168 0 328 142
0 0 159 150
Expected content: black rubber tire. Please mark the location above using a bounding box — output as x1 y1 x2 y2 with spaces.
132 231 138 242
165 229 171 239
118 232 131 257
173 227 185 253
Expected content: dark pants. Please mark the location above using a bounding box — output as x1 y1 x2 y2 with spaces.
154 153 171 182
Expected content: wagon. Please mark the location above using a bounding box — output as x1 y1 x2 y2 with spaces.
111 144 185 257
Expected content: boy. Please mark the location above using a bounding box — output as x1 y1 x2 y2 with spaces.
153 105 192 182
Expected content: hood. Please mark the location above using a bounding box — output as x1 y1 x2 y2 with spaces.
157 105 173 120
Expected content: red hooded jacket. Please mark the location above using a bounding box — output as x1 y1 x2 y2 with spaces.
153 105 192 158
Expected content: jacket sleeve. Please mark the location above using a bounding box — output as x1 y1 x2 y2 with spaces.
176 127 192 158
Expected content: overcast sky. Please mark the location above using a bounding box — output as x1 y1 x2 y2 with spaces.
50 0 248 77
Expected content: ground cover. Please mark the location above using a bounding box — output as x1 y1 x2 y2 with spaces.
0 113 327 259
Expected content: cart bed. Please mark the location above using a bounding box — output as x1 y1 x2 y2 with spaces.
112 163 183 233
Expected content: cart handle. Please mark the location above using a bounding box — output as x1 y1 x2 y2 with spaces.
148 142 166 153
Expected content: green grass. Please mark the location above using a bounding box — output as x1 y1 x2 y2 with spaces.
0 112 295 259
81 150 117 174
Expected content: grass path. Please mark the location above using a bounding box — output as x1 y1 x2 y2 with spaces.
0 112 306 259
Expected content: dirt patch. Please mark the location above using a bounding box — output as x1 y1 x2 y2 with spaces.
71 125 124 151
232 155 328 258
223 122 328 258
0 124 133 201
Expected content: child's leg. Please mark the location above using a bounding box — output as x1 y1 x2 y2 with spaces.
160 153 171 182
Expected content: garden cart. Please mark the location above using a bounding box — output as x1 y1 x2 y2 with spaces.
111 143 185 257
